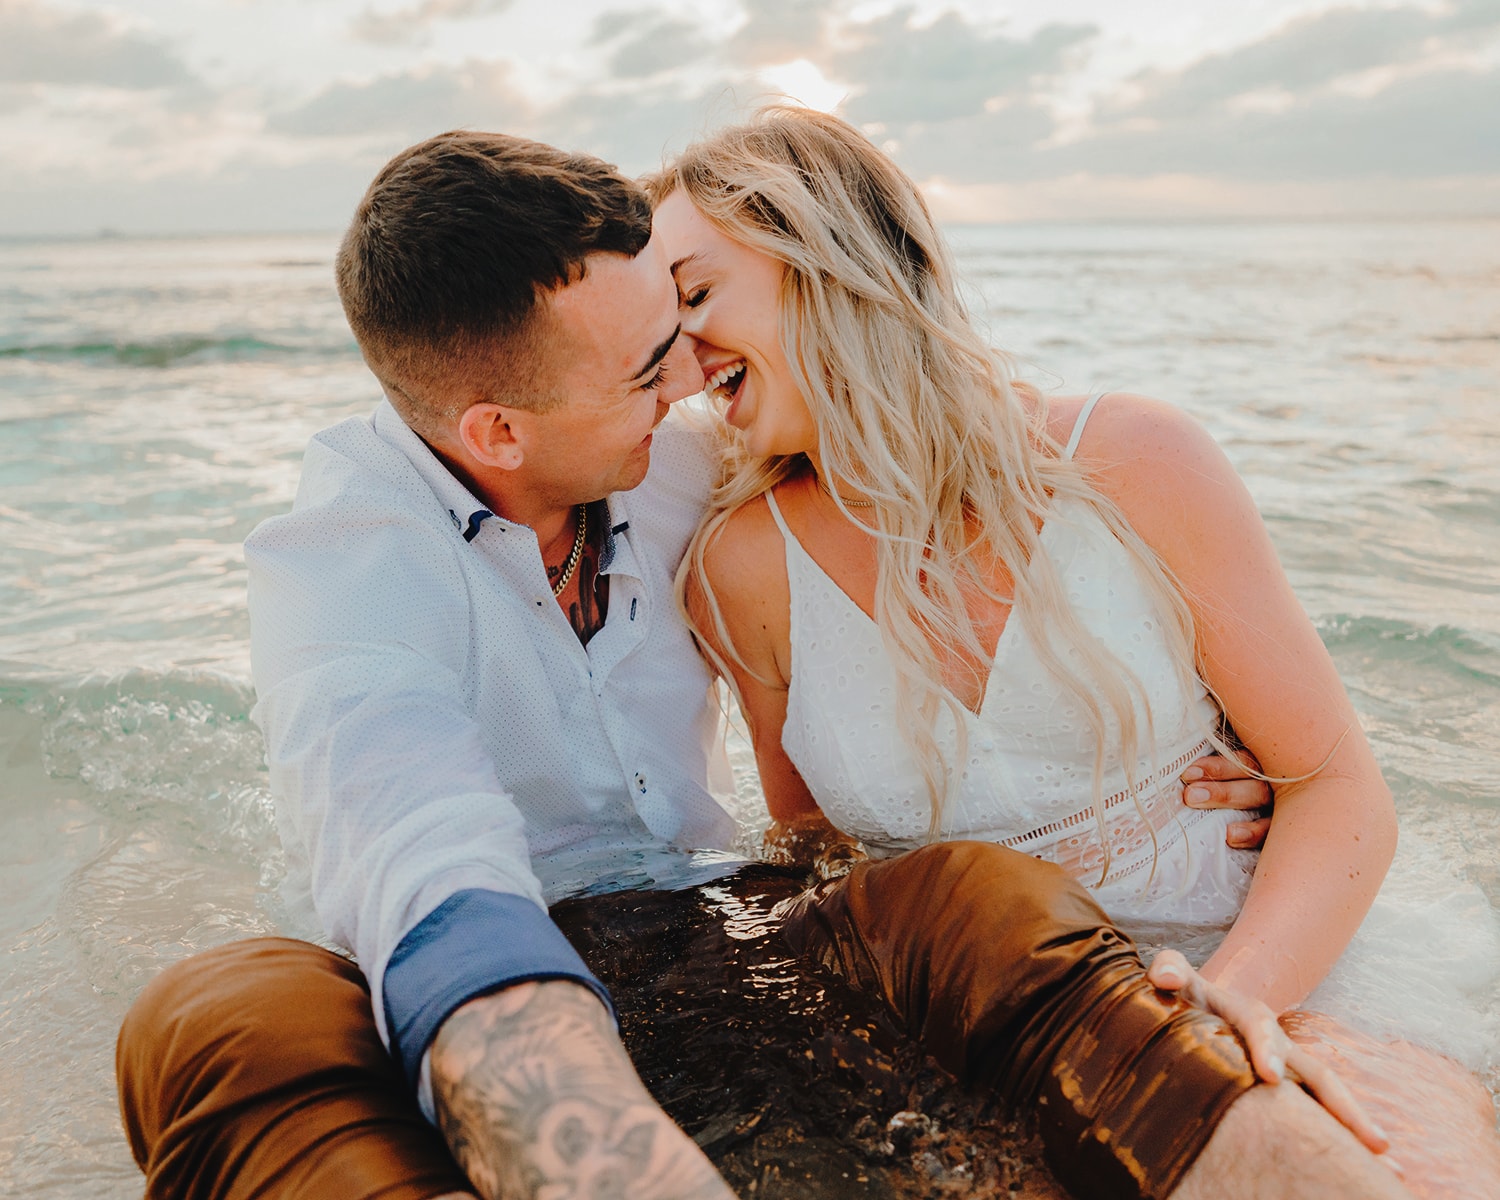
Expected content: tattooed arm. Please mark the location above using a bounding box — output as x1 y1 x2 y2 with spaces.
430 980 735 1200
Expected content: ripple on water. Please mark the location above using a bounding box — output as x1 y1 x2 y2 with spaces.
0 670 288 1197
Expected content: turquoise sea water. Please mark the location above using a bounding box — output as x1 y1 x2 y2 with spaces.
2 222 1498 1195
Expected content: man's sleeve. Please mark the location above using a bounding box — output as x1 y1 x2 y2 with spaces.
246 496 611 1091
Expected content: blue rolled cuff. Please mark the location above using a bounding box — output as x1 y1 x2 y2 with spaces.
382 888 615 1087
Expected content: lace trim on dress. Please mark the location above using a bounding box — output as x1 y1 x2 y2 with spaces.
1003 738 1214 885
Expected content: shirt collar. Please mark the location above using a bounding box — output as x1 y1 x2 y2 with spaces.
371 398 637 552
372 401 500 541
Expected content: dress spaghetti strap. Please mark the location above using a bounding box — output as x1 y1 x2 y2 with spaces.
763 489 796 542
1063 391 1109 461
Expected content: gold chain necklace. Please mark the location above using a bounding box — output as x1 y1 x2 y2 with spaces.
550 504 587 597
816 476 876 508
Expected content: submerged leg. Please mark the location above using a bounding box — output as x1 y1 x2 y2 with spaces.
1279 1010 1500 1200
116 937 475 1200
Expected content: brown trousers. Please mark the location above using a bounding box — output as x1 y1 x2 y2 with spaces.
118 843 1255 1200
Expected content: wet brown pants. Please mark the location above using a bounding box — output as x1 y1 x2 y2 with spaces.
117 843 1254 1200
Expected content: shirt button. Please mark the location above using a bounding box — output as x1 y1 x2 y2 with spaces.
634 772 647 795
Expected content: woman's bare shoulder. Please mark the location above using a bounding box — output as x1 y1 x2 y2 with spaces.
697 493 788 587
1065 392 1227 493
1066 392 1267 578
687 491 794 685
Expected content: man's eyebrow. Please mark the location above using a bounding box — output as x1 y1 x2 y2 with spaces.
630 325 681 382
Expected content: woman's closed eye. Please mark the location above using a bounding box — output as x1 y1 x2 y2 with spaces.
679 284 709 310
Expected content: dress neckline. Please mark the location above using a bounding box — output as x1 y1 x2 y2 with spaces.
764 488 1076 719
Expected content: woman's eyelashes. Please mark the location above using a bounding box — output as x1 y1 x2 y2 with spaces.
678 284 709 310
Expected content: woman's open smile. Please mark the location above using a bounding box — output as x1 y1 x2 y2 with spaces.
653 190 817 457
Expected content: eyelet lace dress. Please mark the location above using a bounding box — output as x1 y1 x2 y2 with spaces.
768 393 1499 1066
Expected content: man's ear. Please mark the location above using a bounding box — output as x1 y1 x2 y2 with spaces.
457 403 530 471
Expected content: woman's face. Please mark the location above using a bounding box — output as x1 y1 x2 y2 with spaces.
652 190 818 458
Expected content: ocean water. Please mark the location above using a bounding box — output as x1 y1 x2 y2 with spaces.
2 220 1498 1195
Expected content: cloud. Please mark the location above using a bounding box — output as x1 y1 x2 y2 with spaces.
6 0 1500 235
350 0 514 46
269 62 531 142
1043 2 1500 185
1116 1 1498 120
1064 63 1500 180
0 153 377 235
830 10 1093 125
0 85 37 115
870 1 1500 189
0 0 195 89
533 82 748 174
590 10 714 80
730 0 836 68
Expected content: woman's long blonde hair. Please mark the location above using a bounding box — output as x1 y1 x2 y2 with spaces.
653 107 1218 871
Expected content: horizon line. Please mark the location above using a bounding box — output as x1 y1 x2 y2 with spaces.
5 210 1500 243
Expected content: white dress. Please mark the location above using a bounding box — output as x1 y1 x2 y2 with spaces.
769 394 1500 1067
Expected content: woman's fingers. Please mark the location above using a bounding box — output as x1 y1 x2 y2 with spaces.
1192 975 1288 1085
1145 948 1198 995
1284 1044 1391 1156
1146 952 1389 1156
1149 951 1287 1082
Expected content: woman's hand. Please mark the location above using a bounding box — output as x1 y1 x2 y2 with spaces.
762 813 868 880
1146 950 1390 1157
1181 749 1273 850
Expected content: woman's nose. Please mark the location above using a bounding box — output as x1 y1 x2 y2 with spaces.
660 333 705 404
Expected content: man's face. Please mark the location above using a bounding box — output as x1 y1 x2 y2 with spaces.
522 236 703 506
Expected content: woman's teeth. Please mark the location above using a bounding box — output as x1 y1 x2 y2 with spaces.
707 361 745 399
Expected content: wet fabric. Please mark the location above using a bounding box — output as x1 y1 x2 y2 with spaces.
782 843 1256 1200
116 938 472 1200
117 845 1254 1200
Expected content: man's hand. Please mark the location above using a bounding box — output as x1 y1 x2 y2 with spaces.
431 980 735 1200
1146 950 1390 1157
1182 749 1272 849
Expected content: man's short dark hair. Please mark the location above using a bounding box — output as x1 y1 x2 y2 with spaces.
336 130 653 435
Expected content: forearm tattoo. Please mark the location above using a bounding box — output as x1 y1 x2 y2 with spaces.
430 983 730 1200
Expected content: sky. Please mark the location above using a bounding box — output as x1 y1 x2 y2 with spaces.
2 0 1498 234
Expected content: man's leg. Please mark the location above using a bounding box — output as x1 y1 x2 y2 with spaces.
780 841 1412 1200
117 937 475 1200
1174 1084 1410 1200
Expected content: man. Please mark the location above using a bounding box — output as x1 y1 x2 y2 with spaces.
116 131 1405 1200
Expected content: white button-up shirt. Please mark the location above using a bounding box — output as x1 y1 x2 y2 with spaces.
246 400 739 1065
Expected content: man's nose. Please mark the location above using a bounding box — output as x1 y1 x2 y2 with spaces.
660 333 705 405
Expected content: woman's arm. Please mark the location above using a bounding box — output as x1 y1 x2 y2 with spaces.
1077 394 1398 1013
682 498 860 870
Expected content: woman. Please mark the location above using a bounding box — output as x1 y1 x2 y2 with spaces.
647 107 1500 1197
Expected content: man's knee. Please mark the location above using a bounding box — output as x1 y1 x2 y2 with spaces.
118 938 372 1095
117 937 470 1200
116 938 382 1175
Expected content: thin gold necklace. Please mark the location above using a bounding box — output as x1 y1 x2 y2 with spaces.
816 476 876 508
550 504 587 597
